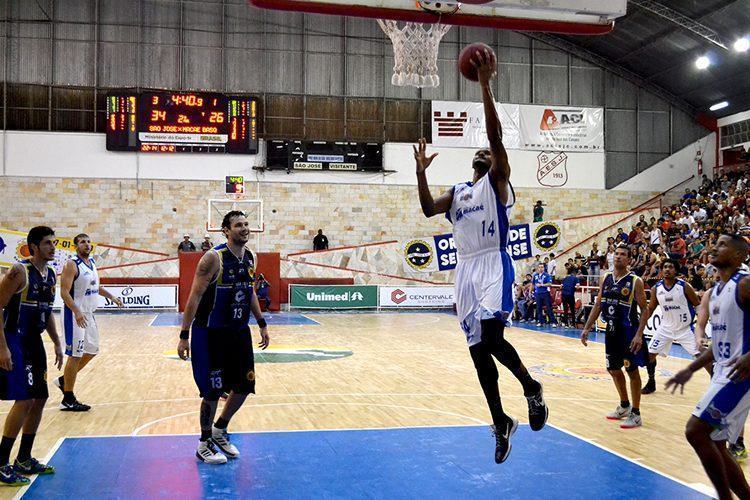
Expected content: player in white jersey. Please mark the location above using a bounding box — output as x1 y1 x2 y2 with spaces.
57 234 123 411
415 48 547 464
666 234 750 500
641 258 701 394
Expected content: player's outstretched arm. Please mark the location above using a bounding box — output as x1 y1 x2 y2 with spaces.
177 251 219 360
0 264 26 371
414 138 452 217
473 49 511 205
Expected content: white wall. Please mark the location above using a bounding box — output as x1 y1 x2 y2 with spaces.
718 109 750 127
612 133 716 192
0 131 607 189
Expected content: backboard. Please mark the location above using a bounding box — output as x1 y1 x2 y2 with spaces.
249 0 628 35
207 198 264 233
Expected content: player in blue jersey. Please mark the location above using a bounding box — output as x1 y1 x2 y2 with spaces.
177 211 270 464
581 244 650 429
415 48 547 464
667 234 750 500
0 227 64 485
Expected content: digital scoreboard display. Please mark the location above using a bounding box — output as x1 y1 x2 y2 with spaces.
106 91 258 154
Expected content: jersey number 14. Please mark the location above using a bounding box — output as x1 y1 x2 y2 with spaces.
481 220 496 237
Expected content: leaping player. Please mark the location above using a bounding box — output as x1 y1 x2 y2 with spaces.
640 258 702 394
414 48 548 464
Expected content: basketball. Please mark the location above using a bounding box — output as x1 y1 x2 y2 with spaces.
458 42 496 82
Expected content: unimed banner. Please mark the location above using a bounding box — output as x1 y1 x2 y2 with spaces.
431 101 603 152
290 285 378 309
379 286 454 308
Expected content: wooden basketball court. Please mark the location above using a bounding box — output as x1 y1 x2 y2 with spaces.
5 311 721 498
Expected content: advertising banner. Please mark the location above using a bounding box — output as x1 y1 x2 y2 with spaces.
431 101 603 152
290 285 378 309
431 101 520 149
519 105 604 151
53 285 178 310
402 221 565 272
379 286 454 308
0 228 97 274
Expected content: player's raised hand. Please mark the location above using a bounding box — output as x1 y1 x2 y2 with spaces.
470 48 497 84
665 368 693 394
258 327 270 350
413 138 438 174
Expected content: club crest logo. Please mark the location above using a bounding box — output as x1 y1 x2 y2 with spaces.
536 151 568 187
533 222 561 252
404 240 433 270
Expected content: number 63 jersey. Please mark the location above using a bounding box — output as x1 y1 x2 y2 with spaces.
710 270 749 384
447 173 516 347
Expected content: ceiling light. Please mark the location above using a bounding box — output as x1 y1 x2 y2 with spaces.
695 56 710 69
734 37 750 52
709 101 729 111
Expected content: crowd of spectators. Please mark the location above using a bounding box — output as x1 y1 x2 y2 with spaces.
514 168 750 325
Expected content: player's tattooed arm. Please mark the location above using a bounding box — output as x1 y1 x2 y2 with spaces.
180 251 219 333
414 138 452 217
0 264 26 370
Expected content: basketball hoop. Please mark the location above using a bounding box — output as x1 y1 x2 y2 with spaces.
377 19 451 88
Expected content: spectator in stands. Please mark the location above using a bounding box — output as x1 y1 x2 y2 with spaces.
670 233 687 261
255 274 270 312
649 222 662 251
605 244 615 272
533 200 544 222
682 188 694 201
200 234 213 252
529 254 543 275
547 253 558 278
313 229 329 251
588 242 601 284
692 203 707 222
178 234 196 253
561 267 578 328
689 264 706 292
532 264 556 326
616 227 628 244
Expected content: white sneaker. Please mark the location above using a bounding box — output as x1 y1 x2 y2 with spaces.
211 426 240 458
196 440 227 464
620 412 642 429
605 405 631 420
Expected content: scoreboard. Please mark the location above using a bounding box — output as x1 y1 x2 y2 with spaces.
106 91 258 154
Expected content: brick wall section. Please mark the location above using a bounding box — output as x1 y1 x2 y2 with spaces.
0 176 656 256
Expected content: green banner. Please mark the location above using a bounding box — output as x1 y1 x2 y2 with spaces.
290 285 378 309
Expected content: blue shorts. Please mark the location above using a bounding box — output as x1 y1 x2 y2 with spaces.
604 324 647 372
190 325 255 400
0 333 48 401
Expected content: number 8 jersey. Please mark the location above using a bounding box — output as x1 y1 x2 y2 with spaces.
709 270 749 384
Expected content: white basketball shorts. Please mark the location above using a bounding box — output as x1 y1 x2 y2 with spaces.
454 249 516 347
647 327 699 357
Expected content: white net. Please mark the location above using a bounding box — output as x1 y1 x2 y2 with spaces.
377 20 451 88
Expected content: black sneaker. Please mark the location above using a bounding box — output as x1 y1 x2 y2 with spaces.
14 457 55 475
641 379 656 395
526 383 549 431
60 399 91 412
0 464 29 486
492 416 518 464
